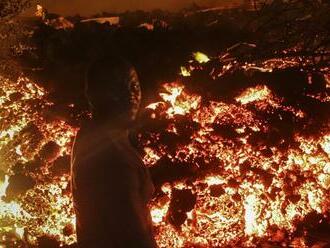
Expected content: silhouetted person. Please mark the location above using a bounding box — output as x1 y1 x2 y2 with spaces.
71 57 157 248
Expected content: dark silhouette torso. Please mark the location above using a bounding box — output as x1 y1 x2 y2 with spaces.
71 122 156 248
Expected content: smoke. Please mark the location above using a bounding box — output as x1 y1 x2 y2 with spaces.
35 0 244 16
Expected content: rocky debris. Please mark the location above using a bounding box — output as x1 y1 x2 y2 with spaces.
38 141 60 163
63 223 75 237
167 188 196 228
209 184 225 197
37 235 60 248
5 173 35 200
50 155 71 176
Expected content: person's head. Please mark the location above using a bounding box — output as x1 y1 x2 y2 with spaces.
85 56 141 126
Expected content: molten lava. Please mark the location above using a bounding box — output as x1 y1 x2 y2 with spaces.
0 76 77 246
143 80 330 246
0 51 329 247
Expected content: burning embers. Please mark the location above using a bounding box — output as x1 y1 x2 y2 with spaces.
0 51 329 247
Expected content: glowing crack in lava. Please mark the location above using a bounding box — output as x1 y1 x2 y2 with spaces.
0 51 329 247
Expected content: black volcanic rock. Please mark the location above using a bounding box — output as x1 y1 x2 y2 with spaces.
38 141 61 162
37 235 60 248
5 173 35 200
167 188 196 228
209 184 225 197
50 155 70 176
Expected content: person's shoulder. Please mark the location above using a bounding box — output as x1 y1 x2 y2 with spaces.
73 122 112 158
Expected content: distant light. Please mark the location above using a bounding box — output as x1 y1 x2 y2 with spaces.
193 52 210 64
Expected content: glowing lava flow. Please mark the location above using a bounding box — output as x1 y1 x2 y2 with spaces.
0 52 329 247
0 76 77 246
144 81 330 247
